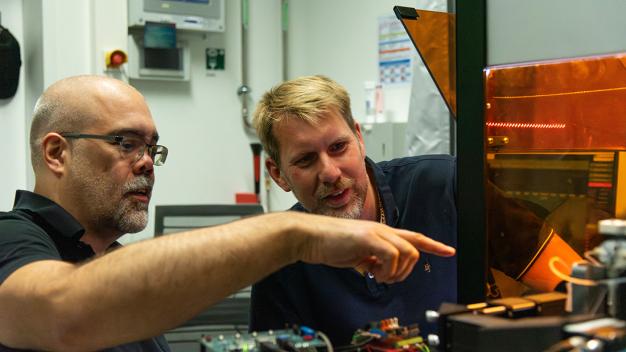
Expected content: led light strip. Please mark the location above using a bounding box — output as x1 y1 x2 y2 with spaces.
486 122 566 129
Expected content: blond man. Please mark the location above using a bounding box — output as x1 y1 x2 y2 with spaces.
249 75 581 346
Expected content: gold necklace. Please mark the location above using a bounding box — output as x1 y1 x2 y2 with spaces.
354 195 384 277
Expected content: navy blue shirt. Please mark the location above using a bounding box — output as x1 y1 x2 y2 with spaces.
249 155 458 346
0 190 170 352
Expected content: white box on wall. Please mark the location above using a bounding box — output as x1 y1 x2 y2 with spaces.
128 0 225 33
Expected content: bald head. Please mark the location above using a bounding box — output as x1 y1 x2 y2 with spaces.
30 75 144 171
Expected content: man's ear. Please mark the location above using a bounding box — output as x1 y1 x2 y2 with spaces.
41 133 70 175
265 158 292 192
354 121 366 159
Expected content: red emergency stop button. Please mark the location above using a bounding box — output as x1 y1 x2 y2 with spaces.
106 50 128 68
112 54 124 66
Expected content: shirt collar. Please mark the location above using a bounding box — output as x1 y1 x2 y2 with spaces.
13 190 86 242
365 157 398 227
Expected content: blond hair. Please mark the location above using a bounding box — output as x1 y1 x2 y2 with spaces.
252 75 355 168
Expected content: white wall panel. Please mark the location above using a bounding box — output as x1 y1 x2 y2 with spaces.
487 0 626 65
0 1 28 209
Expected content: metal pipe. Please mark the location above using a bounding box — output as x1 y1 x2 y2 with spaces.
239 0 252 129
282 0 288 81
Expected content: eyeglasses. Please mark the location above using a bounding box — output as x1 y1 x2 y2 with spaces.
60 133 168 166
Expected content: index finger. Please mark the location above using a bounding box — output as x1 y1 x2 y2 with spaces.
395 229 456 257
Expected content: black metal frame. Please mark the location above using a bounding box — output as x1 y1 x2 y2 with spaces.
455 0 488 304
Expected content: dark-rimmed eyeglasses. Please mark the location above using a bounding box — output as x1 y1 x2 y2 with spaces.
60 133 168 166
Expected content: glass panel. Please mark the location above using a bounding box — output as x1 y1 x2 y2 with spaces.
485 53 626 151
398 5 626 301
395 7 457 117
485 52 626 296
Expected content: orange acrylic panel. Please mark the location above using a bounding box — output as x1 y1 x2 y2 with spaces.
396 6 456 117
485 53 626 152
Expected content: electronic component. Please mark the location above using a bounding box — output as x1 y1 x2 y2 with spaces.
425 219 626 352
200 326 328 352
350 318 427 352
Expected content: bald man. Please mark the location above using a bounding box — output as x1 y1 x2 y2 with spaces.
0 75 455 352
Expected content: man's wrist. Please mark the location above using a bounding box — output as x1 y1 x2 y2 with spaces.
264 212 309 266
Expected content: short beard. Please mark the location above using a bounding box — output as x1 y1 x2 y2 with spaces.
66 146 154 238
311 176 367 219
114 175 152 233
283 159 368 220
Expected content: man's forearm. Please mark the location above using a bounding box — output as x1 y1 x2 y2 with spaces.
0 211 450 351
0 212 301 351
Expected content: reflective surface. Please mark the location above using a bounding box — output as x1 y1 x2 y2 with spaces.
396 8 457 117
485 52 626 296
398 4 626 299
485 53 626 151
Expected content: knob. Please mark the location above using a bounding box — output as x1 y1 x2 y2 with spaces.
425 310 440 323
427 334 440 347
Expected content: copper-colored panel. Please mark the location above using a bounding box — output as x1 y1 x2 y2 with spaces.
485 53 626 273
398 9 456 117
485 52 626 151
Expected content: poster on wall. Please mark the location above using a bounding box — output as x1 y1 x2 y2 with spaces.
378 13 412 88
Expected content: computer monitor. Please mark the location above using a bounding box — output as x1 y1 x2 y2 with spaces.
154 204 265 236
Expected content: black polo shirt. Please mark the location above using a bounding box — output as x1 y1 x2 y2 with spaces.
0 190 170 352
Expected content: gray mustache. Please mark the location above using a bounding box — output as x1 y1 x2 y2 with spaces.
123 175 153 193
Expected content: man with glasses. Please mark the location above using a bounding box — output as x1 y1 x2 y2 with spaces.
0 75 455 352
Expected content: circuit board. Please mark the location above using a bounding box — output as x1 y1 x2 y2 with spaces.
352 318 429 352
200 326 329 352
200 319 428 352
